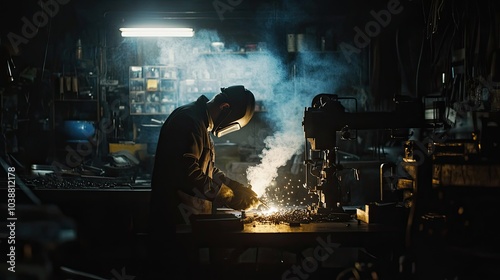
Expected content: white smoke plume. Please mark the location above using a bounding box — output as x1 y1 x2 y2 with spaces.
246 130 304 196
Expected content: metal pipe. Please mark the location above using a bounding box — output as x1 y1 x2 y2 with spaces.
379 162 395 202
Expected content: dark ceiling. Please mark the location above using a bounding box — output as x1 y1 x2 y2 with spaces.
4 0 496 85
1 0 399 70
1 0 407 51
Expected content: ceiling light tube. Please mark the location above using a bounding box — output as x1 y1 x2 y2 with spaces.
120 27 194 37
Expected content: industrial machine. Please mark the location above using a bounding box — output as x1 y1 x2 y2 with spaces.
302 93 425 213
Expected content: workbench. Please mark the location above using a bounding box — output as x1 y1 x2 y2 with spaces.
178 219 403 249
176 214 406 279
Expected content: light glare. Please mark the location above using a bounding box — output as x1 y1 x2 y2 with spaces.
120 27 194 37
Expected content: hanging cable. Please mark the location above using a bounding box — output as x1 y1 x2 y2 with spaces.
415 29 425 98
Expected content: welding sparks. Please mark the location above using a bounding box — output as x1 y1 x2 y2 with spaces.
256 177 319 211
248 206 315 225
259 206 280 215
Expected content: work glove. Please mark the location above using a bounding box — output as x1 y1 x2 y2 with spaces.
225 180 259 210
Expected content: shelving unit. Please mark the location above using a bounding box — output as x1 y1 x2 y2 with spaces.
179 78 220 104
52 73 100 125
129 66 179 115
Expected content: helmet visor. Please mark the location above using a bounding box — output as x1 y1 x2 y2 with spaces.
214 123 241 137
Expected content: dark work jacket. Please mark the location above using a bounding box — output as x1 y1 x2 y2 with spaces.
149 95 225 232
147 96 242 278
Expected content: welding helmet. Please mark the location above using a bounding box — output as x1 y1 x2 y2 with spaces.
213 85 255 137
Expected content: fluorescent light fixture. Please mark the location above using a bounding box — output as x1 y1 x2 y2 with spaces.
120 27 194 37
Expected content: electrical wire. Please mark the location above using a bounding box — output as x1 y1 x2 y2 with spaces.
395 27 409 96
415 29 425 98
41 17 52 80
